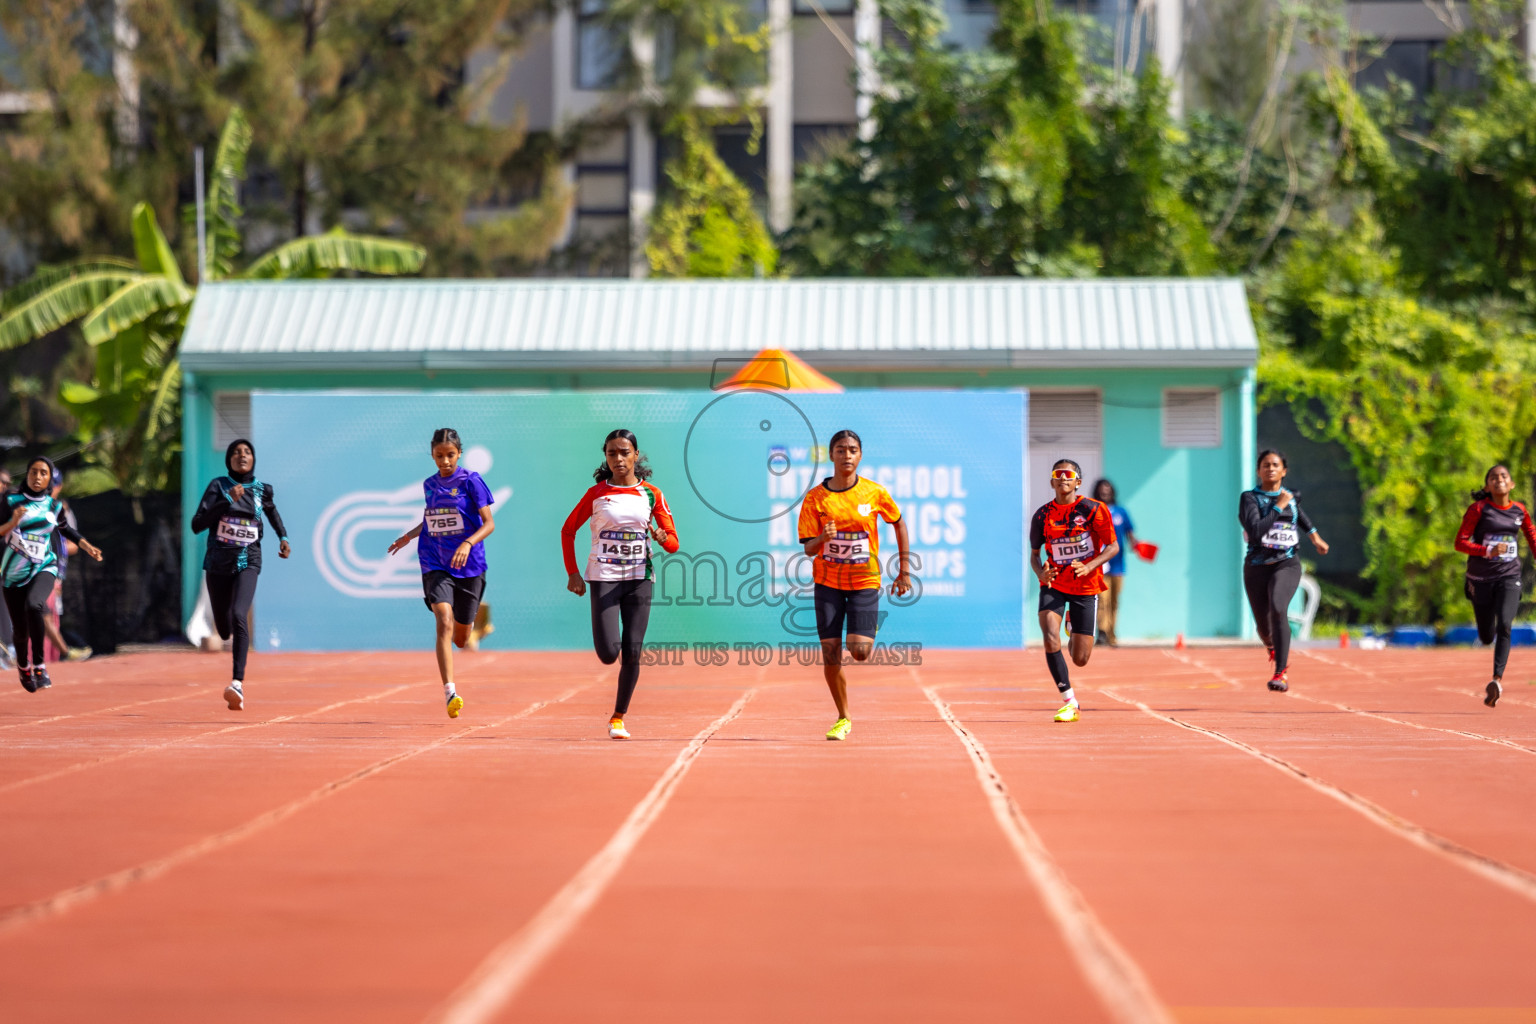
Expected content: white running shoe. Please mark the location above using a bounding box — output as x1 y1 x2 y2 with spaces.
223 682 244 711
609 716 631 739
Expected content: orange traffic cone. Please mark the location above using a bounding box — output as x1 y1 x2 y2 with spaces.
1339 631 1350 649
1175 633 1185 650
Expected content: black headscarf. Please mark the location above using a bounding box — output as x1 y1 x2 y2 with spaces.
225 438 256 484
22 456 57 499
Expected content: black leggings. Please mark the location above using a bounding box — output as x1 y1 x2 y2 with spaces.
590 579 653 716
1243 558 1302 672
1469 578 1521 679
3 572 54 669
207 568 259 682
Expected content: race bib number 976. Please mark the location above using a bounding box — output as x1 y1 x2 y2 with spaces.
425 509 465 537
6 530 49 563
1048 533 1094 565
216 517 259 547
823 531 870 565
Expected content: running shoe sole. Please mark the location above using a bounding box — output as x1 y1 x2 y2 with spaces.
223 685 243 710
826 719 852 741
19 670 37 694
35 672 50 689
1485 682 1501 708
1267 677 1289 692
446 694 464 719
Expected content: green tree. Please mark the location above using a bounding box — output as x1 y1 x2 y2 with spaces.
647 114 777 277
0 109 426 497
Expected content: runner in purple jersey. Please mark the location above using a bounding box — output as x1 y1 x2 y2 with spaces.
388 428 496 718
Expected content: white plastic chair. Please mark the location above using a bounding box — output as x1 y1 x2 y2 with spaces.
1287 573 1321 641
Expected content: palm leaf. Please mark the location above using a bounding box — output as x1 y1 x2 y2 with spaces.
132 202 187 287
0 272 142 350
80 277 195 346
1 258 138 314
142 358 182 443
241 232 426 279
206 108 252 282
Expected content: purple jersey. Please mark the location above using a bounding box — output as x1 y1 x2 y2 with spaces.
417 469 494 577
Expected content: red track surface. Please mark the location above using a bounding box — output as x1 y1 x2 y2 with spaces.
1 645 1534 1023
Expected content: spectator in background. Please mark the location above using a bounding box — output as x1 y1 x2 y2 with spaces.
44 470 91 662
0 468 10 668
1092 478 1141 647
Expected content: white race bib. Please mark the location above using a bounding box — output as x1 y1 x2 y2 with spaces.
597 529 648 565
1048 532 1094 565
1486 534 1518 561
823 530 870 565
425 509 465 537
216 516 259 547
6 530 49 563
1261 522 1299 550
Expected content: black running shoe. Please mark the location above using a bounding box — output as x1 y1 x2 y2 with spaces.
19 667 37 693
34 667 51 689
1267 671 1289 693
1484 681 1501 708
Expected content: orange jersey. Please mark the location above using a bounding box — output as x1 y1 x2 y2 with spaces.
797 476 902 591
1029 496 1116 596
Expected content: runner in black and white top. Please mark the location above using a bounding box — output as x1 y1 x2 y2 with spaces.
561 429 679 740
1239 449 1329 692
190 438 290 710
0 456 103 692
1455 464 1536 708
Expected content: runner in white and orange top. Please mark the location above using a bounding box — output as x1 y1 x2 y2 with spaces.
562 429 680 739
796 429 911 741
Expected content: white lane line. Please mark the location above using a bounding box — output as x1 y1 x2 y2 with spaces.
427 690 756 1024
0 682 418 797
0 686 586 935
1436 686 1536 711
0 688 205 731
1285 690 1536 758
923 685 1174 1024
1100 688 1536 905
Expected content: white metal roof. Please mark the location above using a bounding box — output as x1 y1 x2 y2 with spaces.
180 277 1258 372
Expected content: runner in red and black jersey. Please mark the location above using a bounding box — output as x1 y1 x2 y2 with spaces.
1455 464 1536 708
1029 459 1118 723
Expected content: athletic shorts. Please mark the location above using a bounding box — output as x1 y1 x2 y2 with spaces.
814 582 880 641
1039 587 1098 636
422 571 486 625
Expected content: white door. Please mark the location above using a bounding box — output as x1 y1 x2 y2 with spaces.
1026 390 1102 514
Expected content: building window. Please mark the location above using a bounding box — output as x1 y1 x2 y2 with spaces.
1355 39 1476 99
793 0 854 14
213 392 252 451
1028 391 1102 512
577 0 625 90
575 130 629 242
1162 389 1222 449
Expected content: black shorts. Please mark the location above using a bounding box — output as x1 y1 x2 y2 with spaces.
814 583 880 641
422 571 486 625
1039 587 1098 636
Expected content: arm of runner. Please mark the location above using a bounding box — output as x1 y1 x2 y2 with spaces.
1297 505 1329 554
1238 490 1283 542
563 487 597 596
889 516 912 597
261 484 292 558
188 480 226 535
453 505 494 570
647 484 680 553
1520 503 1536 558
798 493 832 556
1073 502 1119 577
0 500 23 538
55 517 102 561
1454 502 1488 558
1030 547 1059 586
388 522 423 556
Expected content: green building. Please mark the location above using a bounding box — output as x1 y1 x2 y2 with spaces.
180 277 1258 644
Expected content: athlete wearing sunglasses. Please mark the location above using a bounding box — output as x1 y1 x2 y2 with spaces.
1029 459 1119 722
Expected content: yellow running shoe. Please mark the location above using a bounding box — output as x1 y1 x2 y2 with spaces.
446 693 464 719
826 717 852 741
608 716 631 739
1053 702 1079 723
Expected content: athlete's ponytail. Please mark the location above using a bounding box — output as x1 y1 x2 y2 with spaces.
1472 464 1509 502
593 429 652 483
431 427 463 453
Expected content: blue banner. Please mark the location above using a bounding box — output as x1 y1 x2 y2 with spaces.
241 390 1026 651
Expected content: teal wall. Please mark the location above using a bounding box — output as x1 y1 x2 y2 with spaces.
182 363 1256 642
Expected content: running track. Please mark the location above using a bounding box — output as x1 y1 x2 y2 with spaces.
1 646 1534 1023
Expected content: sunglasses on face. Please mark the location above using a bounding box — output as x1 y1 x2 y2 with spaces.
1051 469 1079 481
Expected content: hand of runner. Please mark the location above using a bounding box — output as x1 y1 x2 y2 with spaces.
1071 559 1093 578
1310 534 1330 556
890 571 912 597
1036 560 1059 586
650 524 668 544
80 539 103 562
387 534 411 556
1275 488 1292 509
229 483 246 504
567 572 587 597
821 520 838 542
451 541 473 569
279 539 292 559
6 505 22 525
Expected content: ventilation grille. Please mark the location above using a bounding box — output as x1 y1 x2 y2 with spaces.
213 392 251 451
1162 388 1221 448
